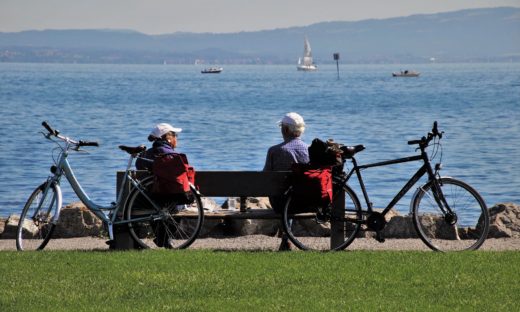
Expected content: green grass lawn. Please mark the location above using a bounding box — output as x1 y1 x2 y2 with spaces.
1 250 519 311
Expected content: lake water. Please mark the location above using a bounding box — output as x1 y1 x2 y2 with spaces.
0 62 519 217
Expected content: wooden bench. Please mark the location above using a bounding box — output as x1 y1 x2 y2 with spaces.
113 170 346 249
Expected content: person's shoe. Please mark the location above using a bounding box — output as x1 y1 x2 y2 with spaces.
105 240 115 249
315 206 331 224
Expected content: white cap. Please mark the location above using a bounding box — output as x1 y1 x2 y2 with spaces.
150 123 182 139
279 112 305 127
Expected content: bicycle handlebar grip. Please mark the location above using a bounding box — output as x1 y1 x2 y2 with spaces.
42 121 55 135
79 140 99 147
407 140 422 145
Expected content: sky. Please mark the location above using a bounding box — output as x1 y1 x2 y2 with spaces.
1 0 520 34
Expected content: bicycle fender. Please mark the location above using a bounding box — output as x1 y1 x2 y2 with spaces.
36 180 63 225
51 182 63 225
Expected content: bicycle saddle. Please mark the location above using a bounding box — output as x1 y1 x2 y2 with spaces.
340 145 365 159
119 145 146 155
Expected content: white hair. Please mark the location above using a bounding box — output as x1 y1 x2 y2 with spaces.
282 122 305 137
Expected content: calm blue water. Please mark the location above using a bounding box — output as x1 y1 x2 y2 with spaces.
0 63 519 217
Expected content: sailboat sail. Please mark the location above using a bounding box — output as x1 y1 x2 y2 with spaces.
297 36 318 71
303 37 312 57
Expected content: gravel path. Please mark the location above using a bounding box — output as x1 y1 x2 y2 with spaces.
1 236 520 251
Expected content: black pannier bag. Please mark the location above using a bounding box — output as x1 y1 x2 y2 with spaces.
308 138 343 167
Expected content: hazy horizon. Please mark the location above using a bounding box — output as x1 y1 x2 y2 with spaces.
2 1 520 34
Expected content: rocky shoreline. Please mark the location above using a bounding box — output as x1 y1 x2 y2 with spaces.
1 200 519 250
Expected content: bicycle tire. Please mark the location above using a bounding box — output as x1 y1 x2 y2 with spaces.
282 184 362 251
16 182 60 251
412 177 489 251
124 177 204 249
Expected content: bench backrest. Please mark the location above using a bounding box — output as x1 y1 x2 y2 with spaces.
116 170 291 198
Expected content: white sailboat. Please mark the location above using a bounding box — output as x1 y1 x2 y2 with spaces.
297 36 318 71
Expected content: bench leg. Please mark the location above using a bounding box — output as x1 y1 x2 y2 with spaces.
111 223 140 250
331 188 346 249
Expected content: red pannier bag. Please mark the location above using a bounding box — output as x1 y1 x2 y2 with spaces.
151 153 196 200
288 163 333 213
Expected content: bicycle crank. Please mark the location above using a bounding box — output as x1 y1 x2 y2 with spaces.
366 212 387 232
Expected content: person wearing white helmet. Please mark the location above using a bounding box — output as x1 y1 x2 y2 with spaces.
264 112 310 250
136 123 182 170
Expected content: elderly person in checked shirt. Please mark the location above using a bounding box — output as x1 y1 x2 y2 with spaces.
264 112 309 250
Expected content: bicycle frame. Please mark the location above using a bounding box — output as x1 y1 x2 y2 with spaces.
341 145 443 218
46 145 160 239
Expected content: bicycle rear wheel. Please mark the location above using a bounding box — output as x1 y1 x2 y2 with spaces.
412 177 489 251
124 177 204 249
16 182 60 251
282 185 362 251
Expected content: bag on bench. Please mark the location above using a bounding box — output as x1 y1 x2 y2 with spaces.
151 153 196 204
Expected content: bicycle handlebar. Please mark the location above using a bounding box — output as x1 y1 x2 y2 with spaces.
42 121 99 148
78 140 100 147
42 121 59 136
407 121 444 146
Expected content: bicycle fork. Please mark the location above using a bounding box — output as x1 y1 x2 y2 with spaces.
428 178 458 225
36 178 63 225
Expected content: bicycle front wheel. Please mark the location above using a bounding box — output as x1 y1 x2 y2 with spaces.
282 185 362 251
124 177 204 249
412 177 489 251
16 182 60 251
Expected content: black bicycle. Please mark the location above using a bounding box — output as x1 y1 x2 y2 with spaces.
282 122 490 252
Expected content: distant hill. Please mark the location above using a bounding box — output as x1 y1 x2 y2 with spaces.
1 7 519 64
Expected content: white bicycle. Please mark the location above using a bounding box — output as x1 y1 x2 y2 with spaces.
16 122 204 251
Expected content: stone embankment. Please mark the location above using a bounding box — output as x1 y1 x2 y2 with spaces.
1 200 520 239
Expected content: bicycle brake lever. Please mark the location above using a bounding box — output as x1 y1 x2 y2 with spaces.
40 131 52 139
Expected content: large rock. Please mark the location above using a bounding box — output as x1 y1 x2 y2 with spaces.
384 215 419 238
488 203 520 238
226 197 279 236
53 202 104 238
193 197 225 237
2 215 22 239
222 197 272 209
0 218 6 237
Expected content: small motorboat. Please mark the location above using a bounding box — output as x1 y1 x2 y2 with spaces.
392 70 420 77
201 67 223 74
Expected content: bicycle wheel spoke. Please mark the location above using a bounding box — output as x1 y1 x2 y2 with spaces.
17 183 58 251
283 185 361 251
125 177 204 249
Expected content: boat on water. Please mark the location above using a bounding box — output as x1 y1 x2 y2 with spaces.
201 67 223 74
297 36 318 71
392 70 420 77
